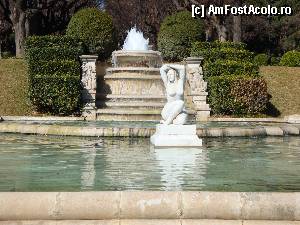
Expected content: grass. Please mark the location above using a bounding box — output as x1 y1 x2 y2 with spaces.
0 59 32 116
260 66 300 117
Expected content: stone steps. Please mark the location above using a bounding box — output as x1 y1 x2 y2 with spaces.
106 67 160 75
97 94 166 100
96 108 195 121
97 101 165 108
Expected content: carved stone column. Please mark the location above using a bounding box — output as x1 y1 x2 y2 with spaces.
80 55 98 120
186 57 211 122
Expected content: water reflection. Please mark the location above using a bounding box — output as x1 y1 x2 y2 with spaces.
80 147 97 190
0 134 300 192
152 147 208 190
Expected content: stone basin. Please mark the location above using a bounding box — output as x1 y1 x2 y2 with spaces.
112 50 163 68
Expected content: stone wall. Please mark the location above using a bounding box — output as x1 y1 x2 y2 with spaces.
0 192 299 221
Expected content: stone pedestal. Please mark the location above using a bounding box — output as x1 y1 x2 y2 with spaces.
150 124 202 147
80 55 98 120
186 57 211 122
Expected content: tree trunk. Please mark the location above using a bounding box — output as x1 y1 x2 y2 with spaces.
233 0 242 43
233 15 242 42
211 15 227 42
218 24 227 42
14 12 26 58
0 40 2 59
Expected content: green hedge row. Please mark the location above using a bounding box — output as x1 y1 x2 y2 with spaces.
204 59 259 77
191 42 253 62
279 50 300 67
26 47 83 63
191 40 247 51
208 76 269 115
29 76 82 115
28 60 80 76
191 40 268 116
25 35 83 49
25 35 83 115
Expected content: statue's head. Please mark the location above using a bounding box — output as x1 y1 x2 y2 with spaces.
167 69 178 83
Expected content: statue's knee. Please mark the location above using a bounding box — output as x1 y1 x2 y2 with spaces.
177 100 184 108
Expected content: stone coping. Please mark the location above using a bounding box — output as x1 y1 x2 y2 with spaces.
0 220 300 225
0 122 299 137
0 192 299 221
2 116 300 124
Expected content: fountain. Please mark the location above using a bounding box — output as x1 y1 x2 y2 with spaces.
97 27 182 121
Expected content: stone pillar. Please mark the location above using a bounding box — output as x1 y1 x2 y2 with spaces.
186 57 211 122
80 55 98 120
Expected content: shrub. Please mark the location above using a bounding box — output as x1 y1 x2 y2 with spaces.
26 47 83 63
25 35 82 49
208 76 269 115
28 60 80 76
270 56 281 66
204 59 259 77
191 42 254 63
254 53 269 66
1 51 14 58
66 8 117 59
30 76 81 114
279 50 300 67
25 35 83 115
158 11 205 61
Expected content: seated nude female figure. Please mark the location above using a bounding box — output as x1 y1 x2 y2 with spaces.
160 64 188 125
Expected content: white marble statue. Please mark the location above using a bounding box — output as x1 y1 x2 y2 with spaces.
160 64 188 125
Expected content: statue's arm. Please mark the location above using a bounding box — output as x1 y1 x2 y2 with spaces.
160 65 170 87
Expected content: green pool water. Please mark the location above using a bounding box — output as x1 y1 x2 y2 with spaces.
0 134 299 192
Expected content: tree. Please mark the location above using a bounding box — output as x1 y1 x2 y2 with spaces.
0 0 97 57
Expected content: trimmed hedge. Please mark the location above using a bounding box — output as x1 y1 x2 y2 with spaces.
204 59 259 77
191 40 247 51
208 76 269 115
66 8 116 59
279 50 300 67
254 53 269 66
25 35 83 49
191 40 269 116
191 42 254 63
28 60 80 76
26 47 83 63
25 35 83 115
30 76 82 114
158 11 205 61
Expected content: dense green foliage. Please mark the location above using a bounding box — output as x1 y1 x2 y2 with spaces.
254 53 269 66
204 60 259 77
208 76 269 115
66 8 116 59
158 11 204 61
192 41 268 116
25 35 83 115
191 41 254 63
279 50 300 67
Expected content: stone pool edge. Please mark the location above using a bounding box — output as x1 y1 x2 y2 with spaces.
0 122 299 137
0 192 299 222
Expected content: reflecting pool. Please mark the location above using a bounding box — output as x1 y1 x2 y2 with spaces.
0 134 299 192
